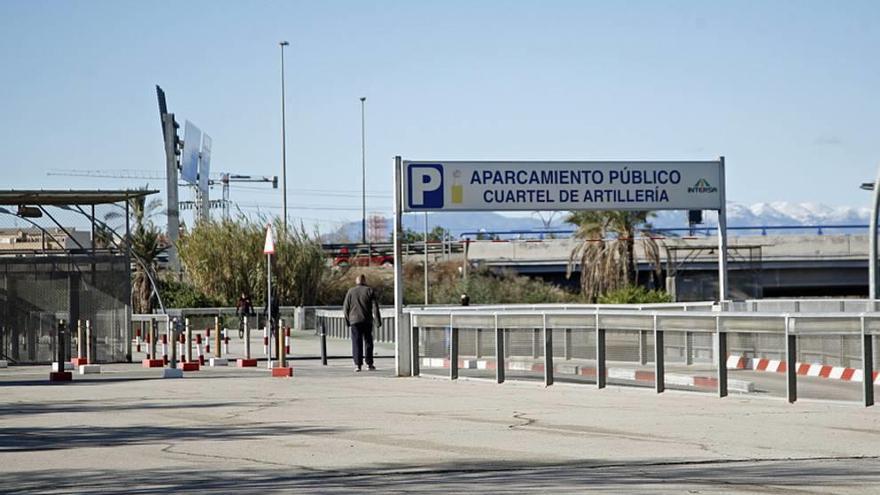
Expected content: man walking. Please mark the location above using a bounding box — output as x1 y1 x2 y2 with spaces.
343 274 381 372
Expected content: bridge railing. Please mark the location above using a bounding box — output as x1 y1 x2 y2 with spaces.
408 307 880 407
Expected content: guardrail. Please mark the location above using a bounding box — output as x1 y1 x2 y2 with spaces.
314 309 396 344
312 302 717 346
407 307 880 407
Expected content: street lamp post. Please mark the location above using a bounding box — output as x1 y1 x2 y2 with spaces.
360 97 367 245
279 41 289 232
862 176 880 299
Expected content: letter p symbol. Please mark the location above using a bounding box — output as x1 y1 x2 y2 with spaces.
407 164 444 209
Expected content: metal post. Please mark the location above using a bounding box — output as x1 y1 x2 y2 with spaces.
424 212 429 305
214 316 221 358
77 320 85 360
57 320 66 370
475 328 482 358
360 96 367 244
86 320 93 365
450 325 459 381
870 165 880 298
654 315 664 393
161 114 181 271
319 319 327 365
685 331 694 365
392 156 410 376
278 318 286 368
543 316 553 386
717 156 729 301
596 325 606 389
150 318 158 360
717 316 728 398
245 316 251 360
862 316 874 407
411 316 420 376
495 314 505 384
183 318 192 363
532 328 539 359
169 318 178 369
279 41 289 231
639 330 648 365
785 316 797 403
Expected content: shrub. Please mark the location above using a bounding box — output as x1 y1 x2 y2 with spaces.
597 286 672 304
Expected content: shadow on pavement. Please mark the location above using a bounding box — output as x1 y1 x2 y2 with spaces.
0 424 343 453
5 457 880 494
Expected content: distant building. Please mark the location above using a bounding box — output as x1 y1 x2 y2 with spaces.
0 228 91 251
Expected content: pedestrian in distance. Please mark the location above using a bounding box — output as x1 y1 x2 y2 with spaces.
236 292 253 339
343 274 381 372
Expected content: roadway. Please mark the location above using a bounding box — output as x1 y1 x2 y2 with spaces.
2 355 880 493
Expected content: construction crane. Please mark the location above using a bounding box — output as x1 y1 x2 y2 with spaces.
46 169 277 219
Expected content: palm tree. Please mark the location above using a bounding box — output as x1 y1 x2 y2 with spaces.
105 191 166 313
565 210 662 302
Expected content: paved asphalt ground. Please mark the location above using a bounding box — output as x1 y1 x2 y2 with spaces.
2 333 880 494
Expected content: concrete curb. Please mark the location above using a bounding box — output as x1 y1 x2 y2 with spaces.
727 355 879 384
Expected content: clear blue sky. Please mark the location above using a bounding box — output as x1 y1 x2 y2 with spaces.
1 0 878 232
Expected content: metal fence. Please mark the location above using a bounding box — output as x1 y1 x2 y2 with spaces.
0 253 131 364
313 302 717 346
408 307 880 407
315 308 396 343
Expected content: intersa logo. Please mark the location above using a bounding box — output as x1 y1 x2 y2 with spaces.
688 178 718 194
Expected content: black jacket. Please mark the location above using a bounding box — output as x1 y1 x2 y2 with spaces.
342 285 381 327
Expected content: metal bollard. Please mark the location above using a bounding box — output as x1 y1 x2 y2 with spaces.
57 319 66 369
495 319 505 384
244 316 251 360
320 319 328 366
86 320 93 365
185 318 193 363
169 318 178 369
77 320 85 361
214 316 221 358
450 327 459 380
150 318 158 361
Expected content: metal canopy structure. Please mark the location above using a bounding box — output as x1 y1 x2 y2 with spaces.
0 189 158 365
0 190 158 206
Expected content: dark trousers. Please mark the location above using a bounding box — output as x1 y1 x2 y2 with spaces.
350 322 374 368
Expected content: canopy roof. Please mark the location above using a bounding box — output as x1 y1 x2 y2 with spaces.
0 190 158 206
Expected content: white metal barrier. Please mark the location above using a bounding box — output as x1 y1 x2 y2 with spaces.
408 307 880 407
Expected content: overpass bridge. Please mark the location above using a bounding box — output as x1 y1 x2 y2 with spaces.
464 230 870 300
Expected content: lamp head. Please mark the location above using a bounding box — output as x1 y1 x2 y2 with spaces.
280 41 289 46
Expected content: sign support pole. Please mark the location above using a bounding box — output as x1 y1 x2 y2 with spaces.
716 156 728 302
264 224 276 367
393 156 410 376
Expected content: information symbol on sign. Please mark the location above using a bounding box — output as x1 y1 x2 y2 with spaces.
263 225 275 255
407 164 444 209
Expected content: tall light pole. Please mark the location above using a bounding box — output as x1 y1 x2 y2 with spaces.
862 176 880 299
360 96 367 245
279 41 289 232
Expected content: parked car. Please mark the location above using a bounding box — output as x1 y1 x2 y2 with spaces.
332 247 393 267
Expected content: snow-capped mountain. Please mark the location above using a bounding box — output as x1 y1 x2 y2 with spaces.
654 202 871 229
325 202 871 241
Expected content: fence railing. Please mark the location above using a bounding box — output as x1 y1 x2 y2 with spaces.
407 307 880 407
315 309 396 344
312 302 718 346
